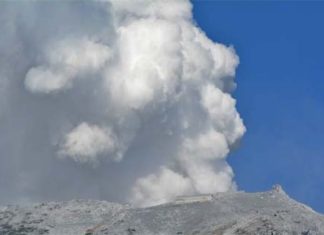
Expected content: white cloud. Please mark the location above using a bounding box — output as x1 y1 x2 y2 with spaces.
201 84 246 145
0 0 246 206
131 129 233 207
25 38 112 93
60 122 116 164
109 0 192 22
131 167 193 207
181 129 229 161
108 18 182 110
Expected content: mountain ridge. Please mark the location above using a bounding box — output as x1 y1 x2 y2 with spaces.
1 186 323 235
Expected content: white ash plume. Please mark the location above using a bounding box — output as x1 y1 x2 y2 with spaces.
0 0 245 206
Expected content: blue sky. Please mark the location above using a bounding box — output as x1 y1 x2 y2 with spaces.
193 1 324 212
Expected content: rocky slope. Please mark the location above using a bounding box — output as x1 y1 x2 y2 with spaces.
1 186 323 235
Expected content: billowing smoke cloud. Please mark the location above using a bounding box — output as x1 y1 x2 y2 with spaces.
59 122 118 164
0 0 245 207
25 38 112 93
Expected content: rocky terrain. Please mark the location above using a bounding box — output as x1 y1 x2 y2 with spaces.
1 186 324 235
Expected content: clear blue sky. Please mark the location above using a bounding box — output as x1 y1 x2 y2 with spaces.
193 1 324 213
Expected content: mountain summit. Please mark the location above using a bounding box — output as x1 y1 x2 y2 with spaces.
1 186 323 235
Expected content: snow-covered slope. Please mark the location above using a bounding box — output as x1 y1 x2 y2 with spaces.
1 186 324 235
